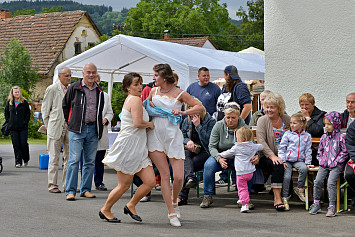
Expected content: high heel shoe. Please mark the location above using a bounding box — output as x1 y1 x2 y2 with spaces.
124 205 142 222
168 213 181 227
172 202 181 218
99 211 121 223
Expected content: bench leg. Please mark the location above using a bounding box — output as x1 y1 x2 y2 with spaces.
337 177 340 213
196 171 200 198
305 175 309 210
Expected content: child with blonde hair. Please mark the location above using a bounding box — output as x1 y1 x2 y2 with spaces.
279 113 313 210
219 127 263 213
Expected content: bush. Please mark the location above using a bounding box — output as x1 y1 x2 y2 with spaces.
27 111 43 139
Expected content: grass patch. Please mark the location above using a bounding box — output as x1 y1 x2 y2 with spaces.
0 135 47 145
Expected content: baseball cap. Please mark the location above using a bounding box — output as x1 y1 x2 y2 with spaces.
224 65 240 80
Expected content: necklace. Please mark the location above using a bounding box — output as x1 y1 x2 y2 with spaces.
160 84 174 93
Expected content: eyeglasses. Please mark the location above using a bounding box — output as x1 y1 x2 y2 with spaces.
224 104 240 110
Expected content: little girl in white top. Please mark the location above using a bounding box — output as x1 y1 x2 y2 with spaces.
219 127 263 213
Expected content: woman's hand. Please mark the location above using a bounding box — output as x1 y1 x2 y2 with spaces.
171 109 184 115
269 154 283 165
191 114 201 126
300 109 310 117
218 158 228 169
149 100 155 107
250 155 259 165
186 140 195 152
147 121 155 130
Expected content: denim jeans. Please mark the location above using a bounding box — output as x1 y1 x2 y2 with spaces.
203 156 235 196
65 124 98 195
94 150 106 186
282 161 308 197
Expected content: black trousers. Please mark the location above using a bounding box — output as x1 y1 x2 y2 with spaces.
259 155 284 186
345 163 355 192
10 129 30 165
178 150 209 200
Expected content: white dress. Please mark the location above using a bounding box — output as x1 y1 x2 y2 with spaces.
147 90 185 159
102 97 152 175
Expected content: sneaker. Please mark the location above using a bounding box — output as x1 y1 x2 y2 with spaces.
95 184 107 191
240 204 249 213
24 162 28 167
294 187 306 202
326 206 336 217
140 195 151 202
309 203 321 215
282 197 290 211
15 164 22 168
185 179 197 189
237 200 254 210
200 195 213 208
215 179 227 186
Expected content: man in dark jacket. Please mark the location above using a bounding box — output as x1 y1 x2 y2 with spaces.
62 63 104 201
341 93 355 129
345 121 355 203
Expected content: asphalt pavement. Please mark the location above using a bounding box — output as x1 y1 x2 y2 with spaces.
1 144 354 237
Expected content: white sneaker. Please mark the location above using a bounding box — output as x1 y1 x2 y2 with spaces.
140 195 151 202
240 204 249 213
168 213 181 227
24 162 28 167
237 199 242 207
172 202 180 218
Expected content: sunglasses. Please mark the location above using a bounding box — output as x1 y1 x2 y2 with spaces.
224 104 240 110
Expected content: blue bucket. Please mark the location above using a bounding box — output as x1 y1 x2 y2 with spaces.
39 154 49 169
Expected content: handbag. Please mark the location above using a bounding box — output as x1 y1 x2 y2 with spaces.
1 120 10 136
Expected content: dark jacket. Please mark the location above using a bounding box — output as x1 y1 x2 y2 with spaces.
4 100 30 131
181 113 216 155
341 109 350 129
306 106 326 137
346 120 355 162
62 79 104 139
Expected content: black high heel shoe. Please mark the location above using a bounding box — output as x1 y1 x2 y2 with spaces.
124 205 142 222
99 211 121 223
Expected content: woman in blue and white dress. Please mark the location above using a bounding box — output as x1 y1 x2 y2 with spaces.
146 64 203 227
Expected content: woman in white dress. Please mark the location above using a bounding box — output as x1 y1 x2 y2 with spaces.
99 73 155 223
146 64 204 227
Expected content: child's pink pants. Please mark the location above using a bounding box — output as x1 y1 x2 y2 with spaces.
237 172 254 205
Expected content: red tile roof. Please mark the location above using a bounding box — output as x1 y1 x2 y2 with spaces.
0 10 100 74
157 36 218 49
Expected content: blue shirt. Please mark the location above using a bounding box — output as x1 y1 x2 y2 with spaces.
186 82 221 115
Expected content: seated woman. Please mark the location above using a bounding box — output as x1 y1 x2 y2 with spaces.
200 102 258 208
178 102 216 205
256 93 290 211
299 93 326 165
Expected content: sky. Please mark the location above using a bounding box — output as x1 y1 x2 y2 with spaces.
0 0 248 19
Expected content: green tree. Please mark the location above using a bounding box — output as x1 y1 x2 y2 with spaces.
125 0 237 51
41 6 63 13
13 8 35 17
0 39 39 101
235 0 264 50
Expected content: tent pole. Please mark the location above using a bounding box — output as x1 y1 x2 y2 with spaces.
108 73 114 100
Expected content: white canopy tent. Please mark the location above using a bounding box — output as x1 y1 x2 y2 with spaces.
53 35 264 98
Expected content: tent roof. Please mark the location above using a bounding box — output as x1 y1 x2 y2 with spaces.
239 47 265 56
54 35 264 91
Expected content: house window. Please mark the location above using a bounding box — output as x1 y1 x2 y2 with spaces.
74 42 82 55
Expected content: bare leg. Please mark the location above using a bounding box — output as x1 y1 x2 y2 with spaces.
149 151 175 216
169 158 184 208
100 171 133 219
273 188 282 205
126 165 155 215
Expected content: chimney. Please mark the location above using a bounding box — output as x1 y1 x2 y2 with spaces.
164 30 170 39
0 9 12 19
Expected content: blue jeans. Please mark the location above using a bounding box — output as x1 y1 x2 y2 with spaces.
203 156 254 196
65 124 98 195
282 161 308 197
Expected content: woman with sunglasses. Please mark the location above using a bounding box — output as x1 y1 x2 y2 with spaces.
200 102 258 208
4 86 31 168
